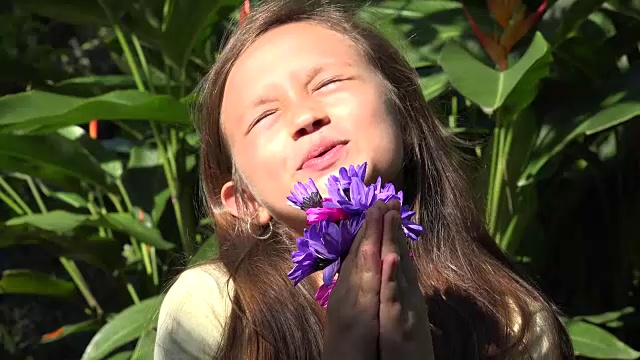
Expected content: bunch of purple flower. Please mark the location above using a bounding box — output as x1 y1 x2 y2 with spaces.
286 162 423 306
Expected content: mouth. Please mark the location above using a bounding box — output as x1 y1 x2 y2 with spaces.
299 141 349 172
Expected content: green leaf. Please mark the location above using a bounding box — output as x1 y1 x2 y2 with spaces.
419 70 449 101
6 210 89 233
0 225 124 270
0 90 190 134
127 146 162 169
49 191 89 209
18 0 109 27
58 126 123 178
539 0 608 46
567 320 640 359
0 269 75 297
161 0 237 70
0 133 115 191
151 188 171 224
606 0 640 20
188 234 219 266
439 33 552 114
575 307 635 325
82 296 162 360
130 328 156 360
519 92 640 185
359 1 466 67
106 352 133 360
95 213 174 250
41 319 101 344
7 211 174 250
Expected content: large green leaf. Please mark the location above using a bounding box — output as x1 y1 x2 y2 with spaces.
188 234 220 266
0 269 75 297
161 0 237 70
0 133 115 191
0 225 124 270
18 0 109 27
6 211 175 250
0 90 190 134
567 320 640 359
359 1 466 67
439 32 551 114
130 328 156 360
95 213 174 250
82 296 162 360
606 0 640 20
539 0 608 46
418 69 450 101
58 126 123 178
519 91 640 185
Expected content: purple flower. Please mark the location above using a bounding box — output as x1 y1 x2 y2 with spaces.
288 214 364 286
306 200 349 225
399 206 423 241
315 279 337 308
328 163 367 190
287 178 323 210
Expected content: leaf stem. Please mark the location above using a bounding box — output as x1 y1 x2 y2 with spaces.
0 188 24 215
151 123 190 253
0 176 32 214
26 177 47 213
59 257 103 317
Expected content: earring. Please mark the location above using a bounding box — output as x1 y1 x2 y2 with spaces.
247 219 273 240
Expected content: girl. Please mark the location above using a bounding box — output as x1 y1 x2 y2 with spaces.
155 1 575 359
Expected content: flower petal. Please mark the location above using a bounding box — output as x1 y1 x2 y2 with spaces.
323 259 341 285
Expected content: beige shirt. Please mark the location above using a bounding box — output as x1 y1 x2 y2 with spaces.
155 264 558 359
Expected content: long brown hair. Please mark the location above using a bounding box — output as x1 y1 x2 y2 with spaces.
195 1 574 359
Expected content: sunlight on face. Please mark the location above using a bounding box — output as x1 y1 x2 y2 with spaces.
220 22 403 229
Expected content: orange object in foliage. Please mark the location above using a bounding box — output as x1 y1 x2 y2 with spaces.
42 327 65 341
239 0 250 25
89 120 98 139
465 0 547 71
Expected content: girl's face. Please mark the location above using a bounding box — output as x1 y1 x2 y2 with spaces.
220 22 403 229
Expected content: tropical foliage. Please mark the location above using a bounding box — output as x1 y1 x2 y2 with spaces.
0 0 638 359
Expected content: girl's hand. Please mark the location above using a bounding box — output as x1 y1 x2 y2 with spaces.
378 202 435 360
322 201 390 360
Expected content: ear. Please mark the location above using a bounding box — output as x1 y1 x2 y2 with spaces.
220 181 272 225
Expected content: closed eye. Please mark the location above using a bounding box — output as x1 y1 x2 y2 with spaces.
313 77 345 92
248 109 277 132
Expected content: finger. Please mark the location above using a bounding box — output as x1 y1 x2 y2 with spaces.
395 226 421 290
381 210 401 261
356 205 385 306
380 253 400 305
379 254 402 358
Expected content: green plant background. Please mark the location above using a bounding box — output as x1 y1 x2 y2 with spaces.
1 0 639 359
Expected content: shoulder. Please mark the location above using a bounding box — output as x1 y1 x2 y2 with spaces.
154 263 235 360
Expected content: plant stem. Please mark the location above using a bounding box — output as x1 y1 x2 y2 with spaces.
87 193 107 238
131 34 155 93
26 177 47 213
116 180 134 212
23 178 103 316
0 176 32 214
486 113 506 236
126 282 141 304
0 188 24 215
151 122 190 253
59 257 103 317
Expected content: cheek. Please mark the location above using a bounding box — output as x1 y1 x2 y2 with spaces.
229 133 298 212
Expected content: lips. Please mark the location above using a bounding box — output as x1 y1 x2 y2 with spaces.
299 140 348 171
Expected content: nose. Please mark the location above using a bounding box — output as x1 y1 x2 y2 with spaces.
290 99 330 140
